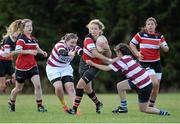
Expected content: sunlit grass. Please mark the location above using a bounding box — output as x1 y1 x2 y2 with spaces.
0 93 179 123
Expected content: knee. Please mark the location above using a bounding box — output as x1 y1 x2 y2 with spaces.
35 84 41 91
67 86 75 94
15 86 23 93
117 83 122 90
139 107 147 113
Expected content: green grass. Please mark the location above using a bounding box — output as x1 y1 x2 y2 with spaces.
0 93 179 123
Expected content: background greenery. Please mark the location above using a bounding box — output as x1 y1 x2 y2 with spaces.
0 0 179 93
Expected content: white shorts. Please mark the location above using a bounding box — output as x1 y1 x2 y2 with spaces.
146 69 162 80
46 64 73 82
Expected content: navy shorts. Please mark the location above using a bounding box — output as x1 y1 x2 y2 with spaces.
79 58 99 84
0 60 15 76
128 80 152 103
15 66 39 83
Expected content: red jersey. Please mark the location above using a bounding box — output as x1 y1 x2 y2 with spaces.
15 34 38 70
130 32 166 62
82 34 102 64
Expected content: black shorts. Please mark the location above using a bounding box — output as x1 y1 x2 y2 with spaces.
51 76 74 84
0 60 15 76
140 61 162 73
15 66 39 83
128 80 152 103
79 58 99 84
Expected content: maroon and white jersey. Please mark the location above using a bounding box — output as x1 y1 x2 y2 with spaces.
47 40 82 67
109 55 151 89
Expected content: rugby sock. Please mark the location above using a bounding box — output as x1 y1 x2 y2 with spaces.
36 100 42 107
120 100 127 109
10 99 16 104
6 79 16 85
87 91 100 105
149 99 155 107
159 110 170 116
73 88 84 112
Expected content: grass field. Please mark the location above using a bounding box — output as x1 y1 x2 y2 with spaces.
0 93 180 123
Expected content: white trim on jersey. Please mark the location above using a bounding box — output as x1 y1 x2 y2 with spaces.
87 43 96 50
131 37 139 45
83 48 94 58
141 37 160 41
140 44 160 49
15 45 23 51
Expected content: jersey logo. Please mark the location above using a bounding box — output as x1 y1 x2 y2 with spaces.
143 34 148 37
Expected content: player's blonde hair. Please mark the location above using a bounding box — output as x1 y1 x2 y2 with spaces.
140 17 157 32
2 19 22 40
19 19 32 34
86 19 105 34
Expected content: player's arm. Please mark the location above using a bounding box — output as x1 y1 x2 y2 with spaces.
91 48 113 64
160 42 169 52
36 45 48 57
129 42 143 59
10 45 37 56
86 60 111 71
103 45 112 57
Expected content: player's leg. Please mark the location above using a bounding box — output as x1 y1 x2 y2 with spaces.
31 73 47 112
8 81 24 112
0 76 6 93
112 79 131 113
53 80 70 113
138 83 170 115
148 74 159 107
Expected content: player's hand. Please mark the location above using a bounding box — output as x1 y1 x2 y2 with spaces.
68 49 76 57
86 60 93 66
43 51 48 58
136 51 143 60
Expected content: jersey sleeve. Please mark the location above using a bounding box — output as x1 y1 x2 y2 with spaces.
15 39 25 50
85 38 96 51
108 59 128 72
75 45 83 56
3 38 11 53
56 42 66 52
130 33 141 45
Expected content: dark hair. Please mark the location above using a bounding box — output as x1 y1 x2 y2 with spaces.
61 33 78 42
114 43 136 58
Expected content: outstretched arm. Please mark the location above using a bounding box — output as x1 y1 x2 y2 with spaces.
36 46 48 57
86 60 112 71
91 49 113 64
129 42 143 60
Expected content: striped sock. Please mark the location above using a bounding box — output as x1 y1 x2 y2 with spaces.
121 100 127 109
10 99 16 104
159 110 170 116
73 88 84 112
149 99 155 107
87 91 100 105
